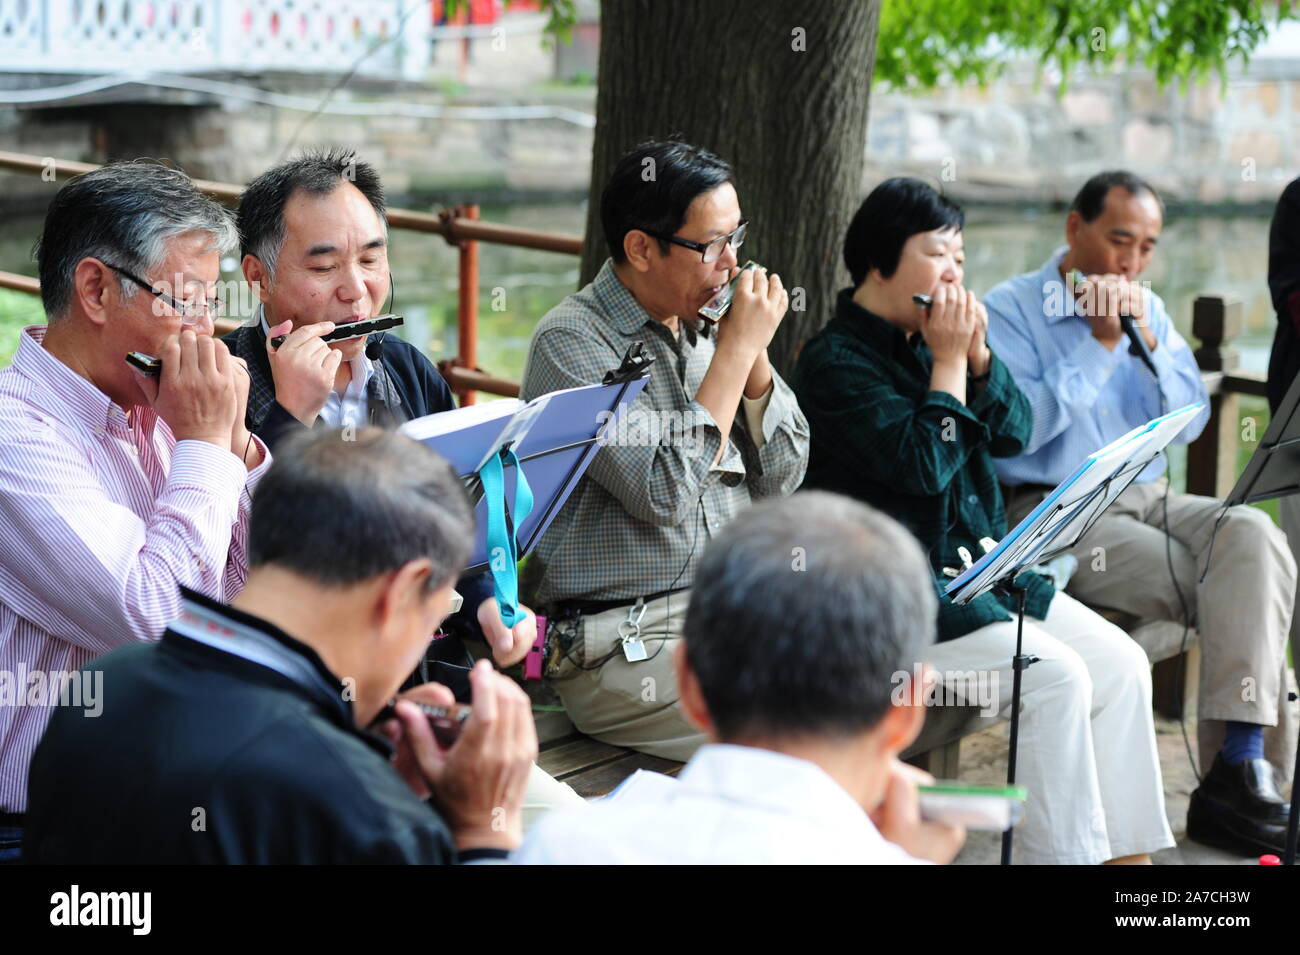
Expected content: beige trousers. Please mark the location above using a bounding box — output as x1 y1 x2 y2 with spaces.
548 590 706 762
1007 480 1297 780
926 591 1174 864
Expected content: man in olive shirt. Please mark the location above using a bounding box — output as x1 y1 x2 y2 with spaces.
521 141 809 760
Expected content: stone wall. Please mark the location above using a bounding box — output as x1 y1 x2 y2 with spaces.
4 57 1300 212
864 62 1300 207
0 79 596 213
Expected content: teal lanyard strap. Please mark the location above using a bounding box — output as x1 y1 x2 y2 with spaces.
478 448 534 628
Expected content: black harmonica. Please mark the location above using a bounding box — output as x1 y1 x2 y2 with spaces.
270 313 404 349
125 351 162 377
912 293 934 311
371 701 472 748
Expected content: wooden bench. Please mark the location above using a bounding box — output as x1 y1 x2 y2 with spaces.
534 709 684 797
527 612 1200 793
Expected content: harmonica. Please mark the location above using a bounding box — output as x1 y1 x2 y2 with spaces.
125 313 407 376
270 313 404 349
125 351 162 377
912 293 934 311
372 701 472 748
698 261 763 323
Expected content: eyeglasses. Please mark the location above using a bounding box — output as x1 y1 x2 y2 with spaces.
101 261 222 324
642 219 748 264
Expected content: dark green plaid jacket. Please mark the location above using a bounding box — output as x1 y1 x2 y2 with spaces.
791 290 1053 642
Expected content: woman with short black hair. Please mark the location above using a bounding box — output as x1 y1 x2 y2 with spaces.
792 177 1173 865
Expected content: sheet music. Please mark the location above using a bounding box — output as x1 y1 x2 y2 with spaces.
945 403 1204 605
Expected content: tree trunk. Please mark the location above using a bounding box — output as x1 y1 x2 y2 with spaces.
581 0 880 376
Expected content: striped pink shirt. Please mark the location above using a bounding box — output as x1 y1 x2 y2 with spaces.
0 325 270 812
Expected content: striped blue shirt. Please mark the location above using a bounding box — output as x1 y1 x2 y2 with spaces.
984 247 1209 487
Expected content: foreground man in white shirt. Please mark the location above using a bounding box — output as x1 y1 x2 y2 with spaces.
519 491 965 865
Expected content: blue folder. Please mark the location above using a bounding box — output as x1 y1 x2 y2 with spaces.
400 376 649 575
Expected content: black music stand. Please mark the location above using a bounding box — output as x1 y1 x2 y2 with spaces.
1224 372 1300 865
947 403 1204 864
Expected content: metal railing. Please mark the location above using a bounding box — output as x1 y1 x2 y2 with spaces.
0 149 582 404
0 151 1273 498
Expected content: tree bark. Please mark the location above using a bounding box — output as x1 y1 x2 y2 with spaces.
581 0 880 375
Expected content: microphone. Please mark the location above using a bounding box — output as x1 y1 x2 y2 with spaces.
1119 313 1159 378
365 338 383 361
1070 269 1158 379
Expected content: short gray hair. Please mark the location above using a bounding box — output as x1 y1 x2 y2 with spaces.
34 161 237 319
248 428 474 592
684 491 938 741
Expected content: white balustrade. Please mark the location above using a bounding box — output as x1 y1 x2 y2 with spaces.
0 0 431 78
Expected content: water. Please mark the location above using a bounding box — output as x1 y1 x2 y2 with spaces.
0 204 1281 382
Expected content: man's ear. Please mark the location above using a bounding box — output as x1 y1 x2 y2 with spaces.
674 642 713 734
622 230 656 273
877 697 925 757
877 666 929 756
242 254 272 304
1064 209 1083 248
73 258 116 328
376 559 436 634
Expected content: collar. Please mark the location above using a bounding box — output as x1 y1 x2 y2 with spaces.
589 258 710 344
1039 245 1082 324
831 288 913 355
678 744 880 835
168 586 367 738
12 324 132 432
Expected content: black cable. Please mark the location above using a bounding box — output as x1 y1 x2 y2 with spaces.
562 497 704 671
1151 382 1203 784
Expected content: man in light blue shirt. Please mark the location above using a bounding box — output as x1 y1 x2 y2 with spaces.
986 170 1295 858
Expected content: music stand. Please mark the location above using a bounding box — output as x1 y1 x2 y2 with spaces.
403 342 653 571
947 402 1204 864
1224 371 1300 865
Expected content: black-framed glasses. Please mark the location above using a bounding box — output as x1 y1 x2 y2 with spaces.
643 219 748 264
101 261 221 324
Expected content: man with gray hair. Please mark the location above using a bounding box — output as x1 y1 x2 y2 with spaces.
24 429 536 864
520 491 965 864
0 161 267 862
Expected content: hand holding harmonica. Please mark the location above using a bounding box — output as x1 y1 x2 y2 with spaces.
124 314 405 378
130 329 241 449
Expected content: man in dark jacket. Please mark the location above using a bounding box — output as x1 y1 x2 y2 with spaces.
222 148 454 451
1266 177 1300 731
221 150 579 823
23 429 536 864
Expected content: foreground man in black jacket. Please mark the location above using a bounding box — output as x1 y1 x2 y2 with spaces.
23 429 536 864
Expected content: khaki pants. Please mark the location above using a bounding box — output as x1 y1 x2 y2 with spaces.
1007 480 1298 781
548 591 705 762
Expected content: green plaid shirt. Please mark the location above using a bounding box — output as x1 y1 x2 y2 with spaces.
791 290 1053 642
520 260 809 605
